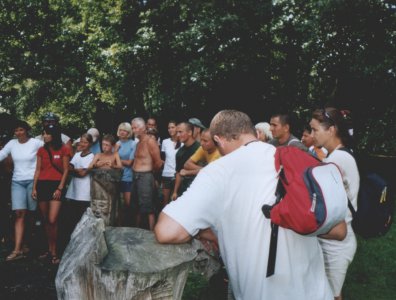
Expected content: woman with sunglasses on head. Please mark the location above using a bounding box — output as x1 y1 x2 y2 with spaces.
0 120 43 261
32 124 71 264
310 108 359 300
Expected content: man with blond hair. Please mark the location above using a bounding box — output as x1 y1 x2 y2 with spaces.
155 110 334 300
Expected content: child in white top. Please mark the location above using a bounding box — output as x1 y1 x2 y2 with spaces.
64 133 95 241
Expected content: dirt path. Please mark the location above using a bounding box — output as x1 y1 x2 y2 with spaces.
0 244 58 300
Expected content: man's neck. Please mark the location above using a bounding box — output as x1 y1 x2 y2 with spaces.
225 134 257 154
139 133 148 141
238 134 258 146
278 133 291 145
184 138 196 147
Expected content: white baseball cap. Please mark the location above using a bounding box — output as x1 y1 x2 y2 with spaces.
87 128 100 143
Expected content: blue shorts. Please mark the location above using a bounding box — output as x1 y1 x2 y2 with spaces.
11 180 37 211
120 181 132 193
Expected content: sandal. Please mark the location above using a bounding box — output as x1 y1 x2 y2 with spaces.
51 255 60 265
39 251 51 260
22 245 30 254
6 251 24 261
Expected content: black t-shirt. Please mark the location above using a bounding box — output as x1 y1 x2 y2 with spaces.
175 141 200 172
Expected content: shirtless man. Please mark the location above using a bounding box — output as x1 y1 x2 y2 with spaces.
131 117 163 230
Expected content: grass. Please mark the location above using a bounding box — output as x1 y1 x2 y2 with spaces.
343 224 396 300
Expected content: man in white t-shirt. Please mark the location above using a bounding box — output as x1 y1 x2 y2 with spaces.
155 110 334 300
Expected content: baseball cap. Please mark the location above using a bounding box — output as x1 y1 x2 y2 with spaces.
41 112 59 122
87 128 100 143
188 118 206 129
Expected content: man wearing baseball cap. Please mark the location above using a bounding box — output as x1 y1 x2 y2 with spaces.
188 117 206 142
87 128 101 154
36 112 72 148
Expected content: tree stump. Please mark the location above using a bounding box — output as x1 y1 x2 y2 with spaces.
55 208 218 300
90 168 122 226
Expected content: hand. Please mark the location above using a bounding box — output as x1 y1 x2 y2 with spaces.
31 190 37 200
52 189 62 200
180 169 187 176
171 192 178 201
95 160 107 168
196 228 220 255
76 169 85 177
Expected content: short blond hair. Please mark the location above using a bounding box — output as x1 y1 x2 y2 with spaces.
210 110 255 140
117 122 132 138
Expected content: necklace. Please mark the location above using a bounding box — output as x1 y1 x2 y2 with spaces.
244 139 259 147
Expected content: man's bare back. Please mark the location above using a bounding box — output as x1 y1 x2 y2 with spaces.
133 136 155 172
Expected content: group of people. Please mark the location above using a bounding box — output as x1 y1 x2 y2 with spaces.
0 107 359 299
155 108 359 300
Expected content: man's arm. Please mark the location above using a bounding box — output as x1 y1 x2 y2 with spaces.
172 172 181 200
154 212 191 244
319 220 347 241
148 138 163 171
112 152 123 169
183 159 202 173
181 148 204 176
180 168 199 176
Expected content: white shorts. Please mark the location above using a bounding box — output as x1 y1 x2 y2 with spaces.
319 226 357 296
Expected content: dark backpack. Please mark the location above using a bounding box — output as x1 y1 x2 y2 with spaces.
262 146 348 277
340 148 394 239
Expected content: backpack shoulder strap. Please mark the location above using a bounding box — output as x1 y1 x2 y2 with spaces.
287 138 300 146
348 199 356 216
338 146 355 157
45 147 64 175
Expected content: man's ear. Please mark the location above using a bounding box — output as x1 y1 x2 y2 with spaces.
329 124 337 136
284 123 290 133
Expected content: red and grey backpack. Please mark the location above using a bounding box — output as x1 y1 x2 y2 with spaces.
262 146 348 276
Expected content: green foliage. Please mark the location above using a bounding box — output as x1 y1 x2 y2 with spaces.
344 224 396 299
182 272 208 300
0 0 395 152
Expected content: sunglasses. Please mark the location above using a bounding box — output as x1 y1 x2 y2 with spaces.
323 110 336 125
